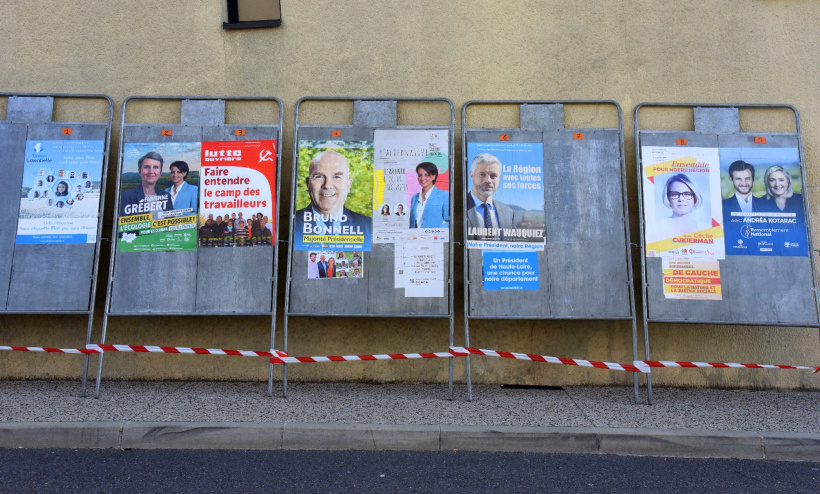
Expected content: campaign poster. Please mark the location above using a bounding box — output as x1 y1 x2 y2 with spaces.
720 147 808 257
373 129 449 243
465 142 546 251
16 140 105 244
117 142 200 252
641 146 725 259
199 140 277 248
306 250 363 279
662 258 722 300
294 140 373 251
482 251 539 291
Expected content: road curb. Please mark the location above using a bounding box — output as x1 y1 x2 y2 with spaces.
2 422 820 461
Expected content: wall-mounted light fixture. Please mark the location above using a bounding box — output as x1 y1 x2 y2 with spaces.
224 0 282 29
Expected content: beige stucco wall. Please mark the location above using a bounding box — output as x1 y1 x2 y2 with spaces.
1 0 819 389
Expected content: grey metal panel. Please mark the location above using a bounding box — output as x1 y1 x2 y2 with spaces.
288 125 374 315
110 124 202 314
181 100 226 126
7 96 53 124
196 125 279 313
717 133 817 325
353 100 397 128
520 104 564 131
465 130 548 318
7 123 107 311
0 124 29 308
109 251 198 313
543 129 631 317
6 244 94 310
195 246 273 312
638 132 732 321
367 243 449 315
694 107 740 134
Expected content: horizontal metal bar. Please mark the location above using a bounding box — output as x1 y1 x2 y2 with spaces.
106 312 275 317
645 318 820 329
286 312 451 319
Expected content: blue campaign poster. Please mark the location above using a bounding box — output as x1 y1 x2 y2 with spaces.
482 251 539 291
720 147 808 257
16 140 105 244
465 142 546 251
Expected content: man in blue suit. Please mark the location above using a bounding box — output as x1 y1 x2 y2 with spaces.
722 160 764 213
409 161 449 228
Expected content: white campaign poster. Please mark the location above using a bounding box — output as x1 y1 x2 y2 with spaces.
373 129 449 244
641 146 725 259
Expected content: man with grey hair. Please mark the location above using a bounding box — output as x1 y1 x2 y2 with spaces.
466 153 516 240
294 149 371 247
119 151 173 217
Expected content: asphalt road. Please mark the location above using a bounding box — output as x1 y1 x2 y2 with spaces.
1 449 819 493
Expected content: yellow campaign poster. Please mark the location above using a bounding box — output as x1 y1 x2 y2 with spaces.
641 146 725 259
661 258 722 300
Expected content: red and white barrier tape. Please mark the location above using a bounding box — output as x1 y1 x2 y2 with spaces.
4 344 818 374
86 344 287 358
454 346 650 373
643 360 820 374
270 349 467 364
0 346 99 354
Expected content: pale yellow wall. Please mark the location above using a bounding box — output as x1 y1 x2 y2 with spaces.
1 0 819 388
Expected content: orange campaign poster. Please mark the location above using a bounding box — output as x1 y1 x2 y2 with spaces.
661 258 722 300
199 140 277 247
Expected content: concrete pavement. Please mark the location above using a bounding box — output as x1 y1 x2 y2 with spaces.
1 381 819 461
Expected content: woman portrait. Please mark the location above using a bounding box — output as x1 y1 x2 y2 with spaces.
660 173 705 237
380 203 391 216
76 193 84 200
763 165 802 214
337 252 345 259
409 161 449 228
166 160 198 213
326 257 336 278
55 181 69 196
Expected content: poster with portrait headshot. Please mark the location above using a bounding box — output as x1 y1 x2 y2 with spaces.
16 139 105 244
642 146 725 260
117 142 200 252
294 140 373 251
372 129 450 244
719 147 808 257
465 141 546 251
198 140 277 248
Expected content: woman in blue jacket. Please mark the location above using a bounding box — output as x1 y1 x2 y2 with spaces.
166 160 198 213
409 161 449 228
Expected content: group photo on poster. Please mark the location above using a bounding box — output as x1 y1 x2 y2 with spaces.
294 140 373 251
198 140 277 248
465 142 546 251
16 139 105 244
373 129 449 243
720 147 808 257
306 250 363 279
117 142 200 252
641 146 725 259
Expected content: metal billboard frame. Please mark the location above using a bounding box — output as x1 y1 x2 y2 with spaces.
91 95 283 397
0 92 113 394
462 100 640 402
280 96 456 398
634 102 820 404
